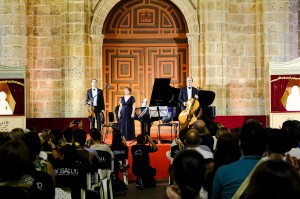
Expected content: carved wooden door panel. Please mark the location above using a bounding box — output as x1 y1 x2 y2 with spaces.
102 0 188 113
103 45 188 112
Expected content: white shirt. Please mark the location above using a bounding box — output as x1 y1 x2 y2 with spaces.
186 146 213 159
92 88 98 106
187 87 192 100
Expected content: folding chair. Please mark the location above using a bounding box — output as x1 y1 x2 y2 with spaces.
91 150 114 199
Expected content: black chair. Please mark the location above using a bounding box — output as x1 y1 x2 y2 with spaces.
91 150 114 199
157 112 178 143
103 112 119 141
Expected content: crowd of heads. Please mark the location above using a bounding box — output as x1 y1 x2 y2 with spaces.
168 118 300 199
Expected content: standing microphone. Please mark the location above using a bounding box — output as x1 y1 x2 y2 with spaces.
139 92 146 98
169 94 174 103
139 92 147 107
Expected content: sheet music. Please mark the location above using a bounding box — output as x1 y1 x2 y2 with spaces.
149 106 168 117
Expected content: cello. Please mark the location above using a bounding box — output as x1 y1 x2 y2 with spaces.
178 97 200 126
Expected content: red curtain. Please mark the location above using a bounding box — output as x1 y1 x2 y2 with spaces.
271 75 289 112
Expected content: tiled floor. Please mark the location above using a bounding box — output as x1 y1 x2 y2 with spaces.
114 181 169 199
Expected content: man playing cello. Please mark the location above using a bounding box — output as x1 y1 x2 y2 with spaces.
178 77 201 127
178 77 198 111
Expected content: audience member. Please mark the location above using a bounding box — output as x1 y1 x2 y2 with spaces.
110 131 129 179
0 132 10 147
38 128 51 143
21 132 56 188
73 128 90 160
192 119 214 152
53 144 91 199
212 119 267 199
282 119 300 159
204 132 241 199
9 127 25 140
166 150 206 199
49 129 64 148
230 127 241 140
244 159 300 199
131 134 158 189
184 129 213 160
263 128 290 160
88 128 114 162
0 140 32 198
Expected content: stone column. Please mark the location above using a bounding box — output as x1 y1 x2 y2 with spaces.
26 0 63 118
89 34 104 84
61 0 87 117
187 33 201 87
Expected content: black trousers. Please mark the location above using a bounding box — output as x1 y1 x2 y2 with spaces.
89 111 103 131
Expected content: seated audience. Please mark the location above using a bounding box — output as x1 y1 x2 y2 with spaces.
166 150 206 199
184 129 213 160
204 132 241 199
0 132 10 147
88 128 114 164
73 128 90 160
53 144 91 199
9 127 25 140
0 139 55 199
282 119 300 159
192 119 214 152
0 140 31 198
110 131 129 179
244 159 300 199
21 132 56 188
263 128 290 160
212 119 267 199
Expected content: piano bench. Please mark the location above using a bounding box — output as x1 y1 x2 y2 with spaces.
157 122 179 141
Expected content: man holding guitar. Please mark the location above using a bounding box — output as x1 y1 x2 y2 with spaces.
86 79 105 130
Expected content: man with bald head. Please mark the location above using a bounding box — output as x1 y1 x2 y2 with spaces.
184 129 213 160
193 119 206 133
192 119 215 152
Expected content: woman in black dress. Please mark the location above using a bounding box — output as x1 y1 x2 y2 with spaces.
118 87 136 140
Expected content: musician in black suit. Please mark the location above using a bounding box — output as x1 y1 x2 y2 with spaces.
178 77 198 111
86 79 105 130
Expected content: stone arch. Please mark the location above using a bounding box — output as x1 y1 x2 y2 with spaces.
90 0 200 85
91 0 199 35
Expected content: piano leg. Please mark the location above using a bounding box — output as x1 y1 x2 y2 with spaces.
140 120 152 136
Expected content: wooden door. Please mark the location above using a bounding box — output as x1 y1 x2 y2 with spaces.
102 0 188 114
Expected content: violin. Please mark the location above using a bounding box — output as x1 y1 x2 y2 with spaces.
88 99 96 118
178 97 200 126
87 83 108 118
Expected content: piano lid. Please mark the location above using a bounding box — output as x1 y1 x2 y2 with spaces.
198 90 215 107
149 78 215 107
149 78 180 107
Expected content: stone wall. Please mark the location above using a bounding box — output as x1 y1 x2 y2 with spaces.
0 0 26 67
0 0 299 118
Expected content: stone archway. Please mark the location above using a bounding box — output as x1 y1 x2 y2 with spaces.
90 0 201 82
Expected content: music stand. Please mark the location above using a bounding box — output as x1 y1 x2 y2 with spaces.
149 106 168 118
148 106 168 143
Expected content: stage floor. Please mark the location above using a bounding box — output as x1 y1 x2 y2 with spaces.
103 129 173 181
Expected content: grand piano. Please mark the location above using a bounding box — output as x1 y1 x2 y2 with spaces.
136 78 216 136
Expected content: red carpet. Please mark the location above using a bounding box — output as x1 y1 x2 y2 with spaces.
105 131 173 181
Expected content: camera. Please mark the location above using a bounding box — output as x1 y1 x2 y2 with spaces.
73 120 80 124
